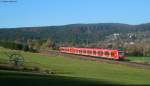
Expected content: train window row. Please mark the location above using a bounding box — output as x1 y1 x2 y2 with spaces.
61 48 117 57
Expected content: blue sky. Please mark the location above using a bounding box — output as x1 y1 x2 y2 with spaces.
0 0 150 28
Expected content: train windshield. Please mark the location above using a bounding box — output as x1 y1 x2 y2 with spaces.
118 51 125 57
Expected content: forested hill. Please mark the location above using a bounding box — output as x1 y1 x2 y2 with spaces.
0 23 150 44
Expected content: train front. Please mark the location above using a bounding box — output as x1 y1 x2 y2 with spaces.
118 50 126 60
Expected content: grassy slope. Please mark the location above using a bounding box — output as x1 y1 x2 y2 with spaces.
1 47 150 85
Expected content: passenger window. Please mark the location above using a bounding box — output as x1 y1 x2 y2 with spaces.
79 50 82 53
83 50 86 53
93 51 96 55
105 52 109 56
111 52 115 56
87 51 92 54
87 50 90 54
98 51 103 55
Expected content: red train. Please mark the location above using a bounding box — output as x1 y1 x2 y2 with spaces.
59 47 126 60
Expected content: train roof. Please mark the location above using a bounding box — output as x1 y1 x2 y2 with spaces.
60 47 124 51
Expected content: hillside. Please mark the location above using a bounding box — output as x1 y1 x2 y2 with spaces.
0 23 150 44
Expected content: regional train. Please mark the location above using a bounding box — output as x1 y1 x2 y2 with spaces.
59 47 126 60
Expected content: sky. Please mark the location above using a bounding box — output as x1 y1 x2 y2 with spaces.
0 0 150 28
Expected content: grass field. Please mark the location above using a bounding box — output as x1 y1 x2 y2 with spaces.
127 56 150 63
0 70 118 86
1 47 150 85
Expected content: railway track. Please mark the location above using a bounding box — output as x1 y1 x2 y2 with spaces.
41 50 150 69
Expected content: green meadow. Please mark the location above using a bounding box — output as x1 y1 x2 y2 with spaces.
127 56 150 63
0 47 150 85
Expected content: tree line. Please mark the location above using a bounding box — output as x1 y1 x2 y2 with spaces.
0 41 38 52
0 38 58 52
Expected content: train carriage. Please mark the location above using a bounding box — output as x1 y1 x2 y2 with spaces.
59 47 126 60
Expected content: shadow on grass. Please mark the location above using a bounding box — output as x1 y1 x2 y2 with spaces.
0 71 147 86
